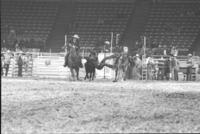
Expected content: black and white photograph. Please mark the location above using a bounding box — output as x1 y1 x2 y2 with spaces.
1 0 200 133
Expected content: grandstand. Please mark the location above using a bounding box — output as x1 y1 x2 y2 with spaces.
1 0 58 50
1 0 200 55
144 0 200 55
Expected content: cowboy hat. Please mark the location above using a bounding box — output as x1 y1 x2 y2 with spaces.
104 41 110 45
72 34 80 39
188 53 192 57
136 54 139 57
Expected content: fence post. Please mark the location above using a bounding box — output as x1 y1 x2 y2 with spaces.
110 32 113 53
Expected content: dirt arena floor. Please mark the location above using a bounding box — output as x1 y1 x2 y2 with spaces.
1 78 200 133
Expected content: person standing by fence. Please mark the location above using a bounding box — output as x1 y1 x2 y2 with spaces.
164 57 170 80
186 54 194 81
171 55 180 80
4 50 12 76
1 53 5 76
17 52 23 77
146 56 156 80
135 54 142 80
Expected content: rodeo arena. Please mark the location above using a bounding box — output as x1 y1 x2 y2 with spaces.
1 0 200 133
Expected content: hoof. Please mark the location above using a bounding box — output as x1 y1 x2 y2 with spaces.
77 78 82 81
69 78 75 81
69 77 75 81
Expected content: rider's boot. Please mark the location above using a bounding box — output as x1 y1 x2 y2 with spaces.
63 55 68 67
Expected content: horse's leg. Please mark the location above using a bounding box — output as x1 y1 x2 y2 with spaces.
119 68 123 82
96 63 114 70
91 72 94 81
104 63 115 69
70 68 75 81
100 54 116 64
76 67 80 81
89 72 92 81
84 73 88 80
123 67 127 81
96 54 117 70
124 63 129 81
92 70 95 80
94 70 96 79
113 68 118 82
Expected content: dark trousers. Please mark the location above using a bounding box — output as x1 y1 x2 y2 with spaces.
18 65 23 77
64 53 69 66
1 66 3 76
164 68 170 80
4 64 10 76
187 66 193 81
174 69 179 81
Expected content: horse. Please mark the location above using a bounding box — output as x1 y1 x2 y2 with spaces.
67 45 82 81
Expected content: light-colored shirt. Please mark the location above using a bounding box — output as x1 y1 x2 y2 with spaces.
4 53 11 64
187 58 194 67
146 57 155 65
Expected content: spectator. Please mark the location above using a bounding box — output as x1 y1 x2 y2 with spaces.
23 53 29 72
156 44 163 55
4 50 12 77
171 46 178 57
1 53 5 76
104 41 111 52
17 51 24 77
186 53 194 81
151 40 158 48
135 54 142 80
164 57 170 80
15 43 21 52
2 40 6 48
146 55 156 80
171 56 180 81
19 39 25 50
198 64 200 74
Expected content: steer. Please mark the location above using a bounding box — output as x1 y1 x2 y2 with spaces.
84 57 96 81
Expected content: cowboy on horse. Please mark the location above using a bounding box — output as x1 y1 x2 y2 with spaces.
63 34 83 68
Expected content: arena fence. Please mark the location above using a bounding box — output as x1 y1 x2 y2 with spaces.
2 52 115 79
2 52 200 81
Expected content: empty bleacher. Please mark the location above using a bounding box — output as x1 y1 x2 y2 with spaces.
68 2 134 48
144 0 200 55
1 0 58 49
